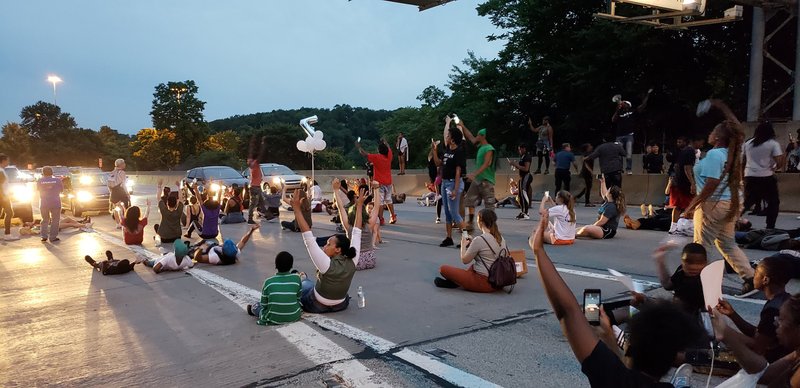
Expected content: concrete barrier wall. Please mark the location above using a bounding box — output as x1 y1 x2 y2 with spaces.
129 169 800 212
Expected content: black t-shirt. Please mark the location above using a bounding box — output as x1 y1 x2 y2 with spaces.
673 147 696 192
442 145 466 180
643 153 663 174
600 202 620 232
518 152 532 178
667 265 704 314
582 341 673 387
759 292 792 362
615 109 638 137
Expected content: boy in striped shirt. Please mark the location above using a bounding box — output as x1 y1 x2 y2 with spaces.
247 251 302 325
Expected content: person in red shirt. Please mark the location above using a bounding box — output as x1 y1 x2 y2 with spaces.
247 137 265 224
356 139 397 224
122 199 150 245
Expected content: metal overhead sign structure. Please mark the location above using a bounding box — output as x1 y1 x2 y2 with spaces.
384 0 455 11
594 0 742 28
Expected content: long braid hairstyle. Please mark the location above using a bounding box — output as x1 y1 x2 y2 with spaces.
716 120 745 221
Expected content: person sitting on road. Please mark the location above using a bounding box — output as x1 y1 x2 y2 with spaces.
576 177 624 240
221 186 246 224
539 190 577 245
193 223 259 266
333 180 380 270
154 181 185 245
530 211 705 387
246 251 302 325
434 208 507 293
296 188 363 314
281 185 312 232
85 250 143 276
710 294 800 387
184 195 202 238
260 183 283 221
122 200 150 245
715 255 793 362
623 208 673 231
196 183 221 240
495 178 520 208
653 242 708 315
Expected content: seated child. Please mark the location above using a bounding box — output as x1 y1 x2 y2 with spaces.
144 239 194 273
654 242 707 314
539 190 576 245
247 251 302 325
85 250 142 275
715 255 792 362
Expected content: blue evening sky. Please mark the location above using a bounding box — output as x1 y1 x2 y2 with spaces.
0 1 504 134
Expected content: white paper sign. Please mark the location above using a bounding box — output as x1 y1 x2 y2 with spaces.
700 260 725 311
608 268 636 292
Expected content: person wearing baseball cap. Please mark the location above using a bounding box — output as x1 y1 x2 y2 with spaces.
453 120 497 233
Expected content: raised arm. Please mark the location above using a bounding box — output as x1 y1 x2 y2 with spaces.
236 224 259 250
332 179 352 232
430 140 442 166
143 199 151 219
156 179 164 205
457 121 477 145
355 141 369 158
637 89 653 113
530 210 599 362
653 244 674 289
291 189 311 233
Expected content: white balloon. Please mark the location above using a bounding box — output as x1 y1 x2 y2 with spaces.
313 131 324 140
296 140 308 153
316 139 327 151
305 135 314 145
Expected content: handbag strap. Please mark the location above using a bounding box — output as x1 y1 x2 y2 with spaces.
476 235 502 272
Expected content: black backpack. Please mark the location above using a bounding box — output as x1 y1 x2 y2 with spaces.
477 236 517 293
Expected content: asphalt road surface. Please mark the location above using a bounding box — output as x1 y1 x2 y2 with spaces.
2 184 796 387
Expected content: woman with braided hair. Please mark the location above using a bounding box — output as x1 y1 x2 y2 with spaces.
683 99 755 297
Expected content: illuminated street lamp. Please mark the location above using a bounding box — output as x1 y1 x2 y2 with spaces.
170 85 188 104
47 75 62 105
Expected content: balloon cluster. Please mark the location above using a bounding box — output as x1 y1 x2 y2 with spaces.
296 115 327 153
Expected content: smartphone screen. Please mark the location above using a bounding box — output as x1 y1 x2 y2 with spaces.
583 289 601 326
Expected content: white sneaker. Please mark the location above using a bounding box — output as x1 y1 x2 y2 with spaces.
4 234 20 241
522 213 531 220
435 218 441 224
627 170 633 175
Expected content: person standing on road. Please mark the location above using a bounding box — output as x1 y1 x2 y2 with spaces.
247 137 264 225
528 116 554 174
37 166 63 242
508 143 532 219
396 132 408 175
642 143 664 174
356 138 397 224
583 135 626 189
575 143 596 207
432 126 466 247
668 137 696 234
0 154 18 241
108 158 131 226
611 89 652 175
457 120 497 231
554 143 578 192
741 121 783 229
683 99 756 297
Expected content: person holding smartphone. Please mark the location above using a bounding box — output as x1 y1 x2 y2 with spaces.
509 143 533 219
530 211 704 387
431 126 466 247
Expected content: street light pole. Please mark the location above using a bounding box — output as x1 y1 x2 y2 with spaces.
47 75 62 106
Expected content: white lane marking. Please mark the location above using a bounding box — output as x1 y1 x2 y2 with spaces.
393 349 502 388
303 315 395 354
276 322 390 388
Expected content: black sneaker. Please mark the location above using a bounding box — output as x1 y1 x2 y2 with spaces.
246 304 256 316
434 277 459 288
515 213 525 220
737 278 758 298
439 237 454 247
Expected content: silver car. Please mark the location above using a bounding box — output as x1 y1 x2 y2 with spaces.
242 163 307 191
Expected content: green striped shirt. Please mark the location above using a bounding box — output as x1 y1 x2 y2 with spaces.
258 272 302 325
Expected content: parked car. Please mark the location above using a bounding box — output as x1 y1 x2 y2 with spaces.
4 166 34 222
183 166 248 195
241 163 307 191
33 165 70 179
61 172 111 217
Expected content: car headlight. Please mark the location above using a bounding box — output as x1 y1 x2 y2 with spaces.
79 175 93 185
272 176 281 185
33 173 42 179
10 184 33 203
210 183 222 192
126 180 134 190
301 177 308 184
76 191 93 203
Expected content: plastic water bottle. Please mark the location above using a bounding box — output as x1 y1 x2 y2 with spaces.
154 234 162 247
357 286 365 308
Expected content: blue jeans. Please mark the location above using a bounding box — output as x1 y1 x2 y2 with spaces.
300 280 349 313
441 179 464 225
616 134 634 171
251 301 264 317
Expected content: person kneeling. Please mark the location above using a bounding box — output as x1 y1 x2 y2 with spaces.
247 251 302 325
435 208 506 293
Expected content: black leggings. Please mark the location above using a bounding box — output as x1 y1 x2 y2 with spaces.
0 197 12 234
555 168 571 192
579 170 593 204
742 175 780 229
518 174 532 215
536 149 550 171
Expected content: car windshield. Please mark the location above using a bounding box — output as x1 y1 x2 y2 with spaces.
4 167 20 181
206 167 242 180
51 167 70 176
75 173 108 186
262 165 295 176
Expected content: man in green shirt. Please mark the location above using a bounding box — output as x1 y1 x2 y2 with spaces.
247 251 302 325
457 122 497 232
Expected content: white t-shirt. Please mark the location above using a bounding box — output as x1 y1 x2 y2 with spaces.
399 138 408 160
743 139 782 177
208 246 242 265
311 185 323 202
548 204 576 241
156 252 193 271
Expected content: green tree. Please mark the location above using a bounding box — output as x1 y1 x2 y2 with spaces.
207 130 240 152
20 101 78 139
417 85 447 107
150 80 208 162
0 122 32 165
130 128 180 170
98 125 133 170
